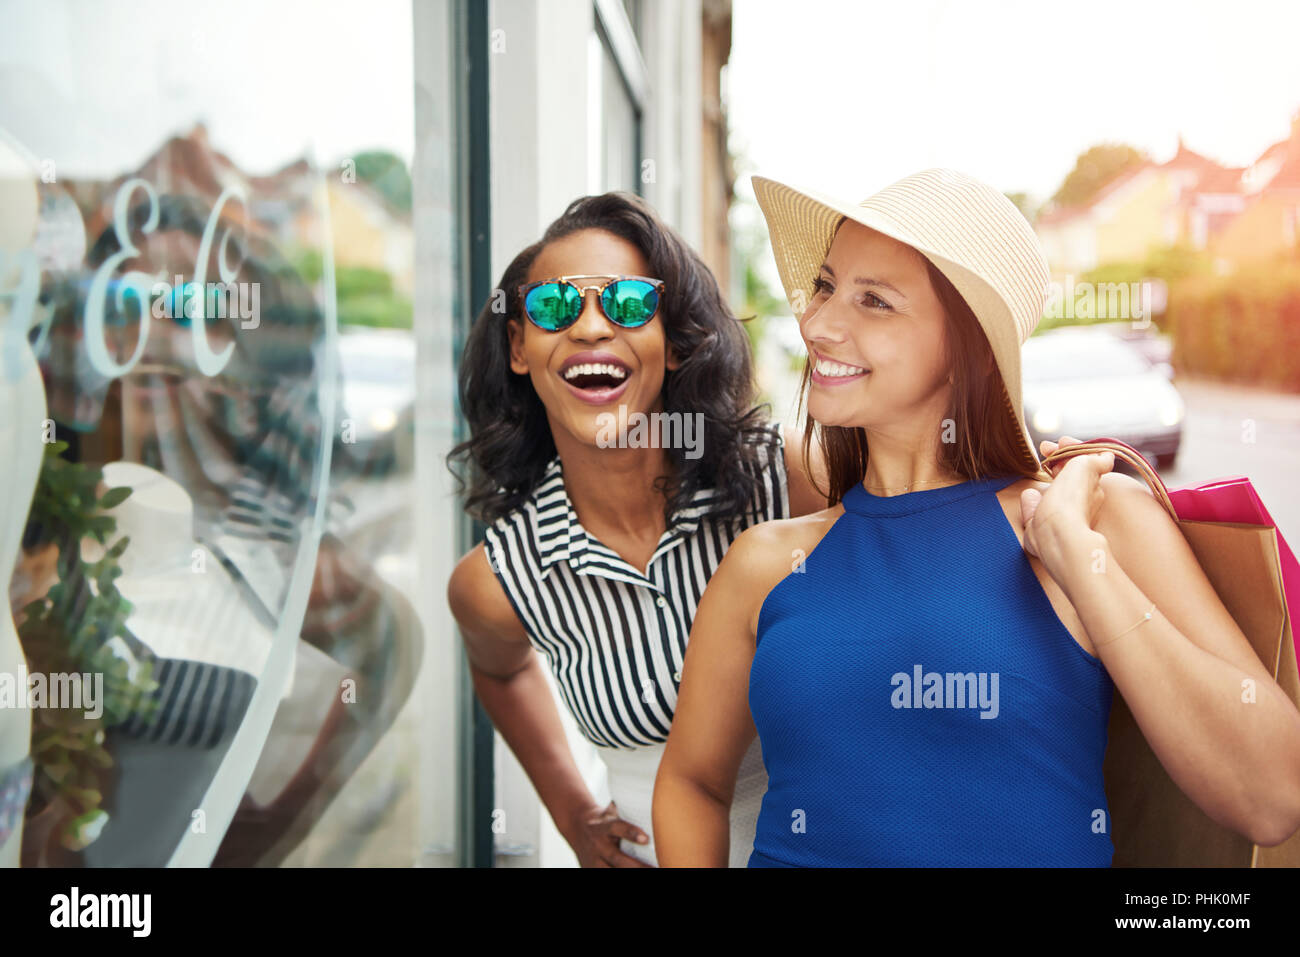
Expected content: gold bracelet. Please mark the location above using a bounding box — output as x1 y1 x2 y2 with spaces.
1097 601 1157 648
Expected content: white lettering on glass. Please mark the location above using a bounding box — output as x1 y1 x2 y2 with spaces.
83 179 250 379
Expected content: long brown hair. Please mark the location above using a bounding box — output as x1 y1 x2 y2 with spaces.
799 221 1049 504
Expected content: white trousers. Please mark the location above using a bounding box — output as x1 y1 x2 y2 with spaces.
598 735 767 868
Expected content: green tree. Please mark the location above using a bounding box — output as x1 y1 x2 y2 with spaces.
1005 191 1039 222
349 150 412 215
733 224 786 355
1051 144 1147 208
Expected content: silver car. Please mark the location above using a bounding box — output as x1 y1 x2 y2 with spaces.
335 329 416 476
1022 327 1184 471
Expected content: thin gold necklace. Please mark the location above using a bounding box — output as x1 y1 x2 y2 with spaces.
862 476 964 494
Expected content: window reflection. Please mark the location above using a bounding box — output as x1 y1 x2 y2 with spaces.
1 0 443 868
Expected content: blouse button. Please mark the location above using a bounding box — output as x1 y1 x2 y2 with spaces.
673 671 682 682
655 596 667 608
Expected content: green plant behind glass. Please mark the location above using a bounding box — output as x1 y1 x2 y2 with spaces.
17 440 160 852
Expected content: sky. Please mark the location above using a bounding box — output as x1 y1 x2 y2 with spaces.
3 0 1295 230
0 0 414 179
727 0 1300 209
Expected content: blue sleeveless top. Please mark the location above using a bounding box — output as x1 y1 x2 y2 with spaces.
747 474 1115 867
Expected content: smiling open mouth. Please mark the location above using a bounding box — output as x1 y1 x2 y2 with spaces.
810 354 871 385
563 362 627 389
560 361 631 402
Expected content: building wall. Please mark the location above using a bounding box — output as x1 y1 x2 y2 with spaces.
1093 172 1174 266
326 179 415 296
1039 215 1098 278
699 0 732 295
1211 193 1300 263
641 0 702 251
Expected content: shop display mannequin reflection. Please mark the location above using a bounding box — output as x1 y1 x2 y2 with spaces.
0 138 42 867
81 461 277 680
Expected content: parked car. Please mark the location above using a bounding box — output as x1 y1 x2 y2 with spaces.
335 329 415 477
1100 324 1175 381
1022 327 1184 471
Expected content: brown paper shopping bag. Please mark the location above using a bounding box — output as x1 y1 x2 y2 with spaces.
1041 437 1300 866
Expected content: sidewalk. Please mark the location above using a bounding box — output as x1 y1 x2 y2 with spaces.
1173 374 1300 421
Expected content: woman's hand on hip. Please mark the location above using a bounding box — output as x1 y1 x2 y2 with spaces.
566 800 654 867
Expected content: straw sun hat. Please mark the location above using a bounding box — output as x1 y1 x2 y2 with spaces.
751 168 1051 475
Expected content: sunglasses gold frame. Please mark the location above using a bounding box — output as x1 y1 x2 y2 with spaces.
515 274 666 330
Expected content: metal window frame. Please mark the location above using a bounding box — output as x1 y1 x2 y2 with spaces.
450 0 495 869
594 0 649 109
593 0 648 195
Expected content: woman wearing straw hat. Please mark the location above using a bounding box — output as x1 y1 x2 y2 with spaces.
652 168 1300 866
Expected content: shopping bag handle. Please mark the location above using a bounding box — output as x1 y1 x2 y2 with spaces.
1039 437 1178 524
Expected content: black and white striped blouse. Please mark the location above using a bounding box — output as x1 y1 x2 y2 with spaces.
483 424 790 750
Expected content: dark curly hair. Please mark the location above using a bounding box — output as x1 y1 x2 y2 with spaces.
447 191 772 526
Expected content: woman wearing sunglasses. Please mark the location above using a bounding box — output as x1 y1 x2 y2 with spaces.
653 169 1300 867
447 191 828 867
